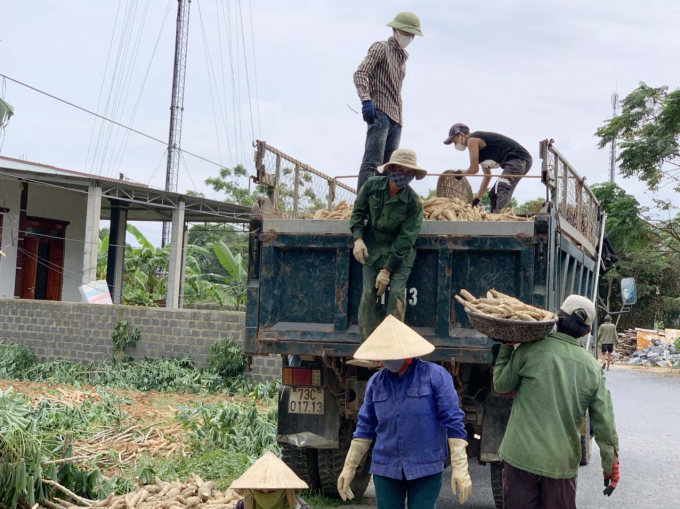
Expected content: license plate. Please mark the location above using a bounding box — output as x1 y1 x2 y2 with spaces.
288 387 324 415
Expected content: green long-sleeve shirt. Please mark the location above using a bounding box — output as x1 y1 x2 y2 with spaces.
494 333 619 479
598 323 618 346
349 176 423 273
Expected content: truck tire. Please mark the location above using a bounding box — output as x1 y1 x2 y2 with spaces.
318 419 372 499
580 412 592 466
280 443 321 493
490 462 504 509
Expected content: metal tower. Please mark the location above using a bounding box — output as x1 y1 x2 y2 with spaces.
162 0 192 246
609 91 619 184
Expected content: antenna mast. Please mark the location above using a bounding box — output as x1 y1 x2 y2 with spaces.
609 91 619 184
162 0 191 246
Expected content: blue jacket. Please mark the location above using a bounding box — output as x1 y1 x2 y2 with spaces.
354 359 467 480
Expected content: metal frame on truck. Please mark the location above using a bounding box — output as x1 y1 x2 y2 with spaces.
245 140 604 508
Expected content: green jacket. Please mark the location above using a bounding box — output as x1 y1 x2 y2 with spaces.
598 323 618 346
350 176 423 273
494 333 619 479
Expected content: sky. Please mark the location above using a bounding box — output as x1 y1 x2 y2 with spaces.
2 0 680 246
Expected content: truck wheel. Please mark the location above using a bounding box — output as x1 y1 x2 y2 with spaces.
280 443 321 493
580 412 592 466
490 462 504 509
318 419 372 499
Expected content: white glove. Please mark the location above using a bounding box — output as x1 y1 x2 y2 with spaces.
375 270 390 297
448 438 473 504
337 438 371 501
353 238 369 264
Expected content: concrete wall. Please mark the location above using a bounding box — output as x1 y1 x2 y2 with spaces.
0 179 88 302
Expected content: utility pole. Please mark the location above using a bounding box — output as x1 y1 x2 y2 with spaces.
162 0 191 247
609 91 619 184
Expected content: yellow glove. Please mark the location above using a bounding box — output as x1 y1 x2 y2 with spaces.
353 239 369 264
375 270 390 297
448 438 472 504
337 438 371 501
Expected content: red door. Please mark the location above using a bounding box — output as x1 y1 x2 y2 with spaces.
46 239 65 301
20 237 39 299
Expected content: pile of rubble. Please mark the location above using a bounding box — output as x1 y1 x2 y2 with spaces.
616 329 637 358
625 339 680 368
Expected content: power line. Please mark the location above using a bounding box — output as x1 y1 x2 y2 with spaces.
237 0 256 144
84 0 124 173
247 0 262 138
0 73 228 169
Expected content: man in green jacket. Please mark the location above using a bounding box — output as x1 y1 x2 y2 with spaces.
494 295 620 509
350 149 425 340
598 315 618 371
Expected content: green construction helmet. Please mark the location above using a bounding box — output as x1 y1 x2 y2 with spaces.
387 12 423 37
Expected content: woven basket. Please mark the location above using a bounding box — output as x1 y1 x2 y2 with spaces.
437 171 474 203
466 310 557 343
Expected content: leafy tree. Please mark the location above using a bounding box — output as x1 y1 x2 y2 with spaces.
590 182 680 329
596 83 680 191
204 164 265 208
515 197 545 216
188 224 247 276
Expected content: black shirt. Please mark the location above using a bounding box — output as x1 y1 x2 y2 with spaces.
469 131 532 166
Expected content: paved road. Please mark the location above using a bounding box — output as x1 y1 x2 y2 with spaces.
345 367 680 508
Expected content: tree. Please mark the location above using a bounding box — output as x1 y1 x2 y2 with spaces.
596 83 680 192
205 164 266 208
515 197 545 216
590 182 680 329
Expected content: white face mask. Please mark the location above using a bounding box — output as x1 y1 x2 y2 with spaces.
395 32 414 49
454 136 467 151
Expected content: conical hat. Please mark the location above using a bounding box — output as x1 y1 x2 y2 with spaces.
353 315 435 361
229 452 309 490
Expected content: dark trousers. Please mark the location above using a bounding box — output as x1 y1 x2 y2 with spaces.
358 263 411 341
373 472 443 509
357 111 402 191
503 463 577 509
489 158 532 212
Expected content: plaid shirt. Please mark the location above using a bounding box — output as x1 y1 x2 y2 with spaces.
354 37 408 126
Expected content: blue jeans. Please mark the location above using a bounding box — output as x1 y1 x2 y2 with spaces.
373 472 443 509
357 111 402 191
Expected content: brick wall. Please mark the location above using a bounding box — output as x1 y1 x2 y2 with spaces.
0 299 280 380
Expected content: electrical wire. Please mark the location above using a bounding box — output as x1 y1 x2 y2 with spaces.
109 0 169 178
214 0 234 166
223 0 246 164
0 73 230 169
237 0 256 145
247 0 262 139
84 0 124 173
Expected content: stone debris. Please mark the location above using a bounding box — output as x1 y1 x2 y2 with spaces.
621 340 680 368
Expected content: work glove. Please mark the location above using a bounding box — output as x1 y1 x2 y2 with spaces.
603 458 620 496
472 197 480 208
337 438 372 501
448 438 473 504
375 269 391 297
362 100 375 124
353 239 369 264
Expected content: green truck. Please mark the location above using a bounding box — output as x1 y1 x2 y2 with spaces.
246 140 608 508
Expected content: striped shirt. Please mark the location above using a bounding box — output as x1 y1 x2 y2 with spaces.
354 37 408 126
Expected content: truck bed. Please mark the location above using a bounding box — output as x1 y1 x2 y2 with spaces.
246 215 600 364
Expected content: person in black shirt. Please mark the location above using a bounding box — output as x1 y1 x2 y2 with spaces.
444 123 532 212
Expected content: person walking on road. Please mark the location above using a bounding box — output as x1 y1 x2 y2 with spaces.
350 149 425 341
444 123 532 212
231 451 309 509
598 315 618 371
494 295 620 509
354 12 423 191
337 315 473 508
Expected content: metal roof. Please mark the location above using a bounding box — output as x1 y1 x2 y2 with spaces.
0 156 251 223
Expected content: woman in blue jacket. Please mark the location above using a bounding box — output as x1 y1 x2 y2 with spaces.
337 315 473 508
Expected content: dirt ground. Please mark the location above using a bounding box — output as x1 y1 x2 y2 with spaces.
610 364 680 377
